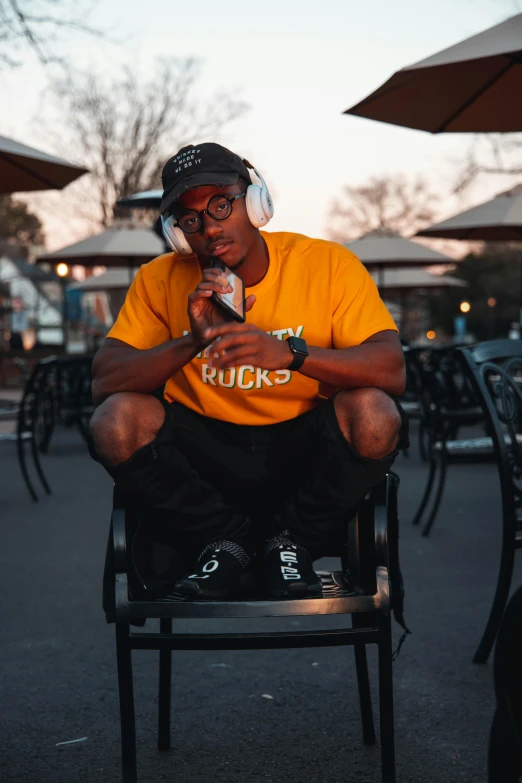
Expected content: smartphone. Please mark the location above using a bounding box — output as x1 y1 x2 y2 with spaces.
210 257 246 323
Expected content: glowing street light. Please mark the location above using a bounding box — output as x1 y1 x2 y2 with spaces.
460 301 471 313
55 263 70 350
487 297 497 308
426 330 436 340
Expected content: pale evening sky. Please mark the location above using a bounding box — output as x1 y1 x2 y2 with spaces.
0 0 519 252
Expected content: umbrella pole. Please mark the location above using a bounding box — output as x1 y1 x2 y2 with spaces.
518 255 522 328
399 287 405 337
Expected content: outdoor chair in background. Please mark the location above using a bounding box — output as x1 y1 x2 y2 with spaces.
56 356 94 443
0 356 57 502
488 583 522 782
103 473 408 783
402 347 432 461
397 347 422 460
457 339 522 665
408 346 487 536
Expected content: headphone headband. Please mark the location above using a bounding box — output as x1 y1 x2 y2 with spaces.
161 159 274 252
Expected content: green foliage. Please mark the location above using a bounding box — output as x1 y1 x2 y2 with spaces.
429 244 522 339
0 195 45 258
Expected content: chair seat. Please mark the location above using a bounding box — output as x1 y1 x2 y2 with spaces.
434 432 522 456
400 401 421 417
124 569 388 621
440 406 483 421
0 431 31 442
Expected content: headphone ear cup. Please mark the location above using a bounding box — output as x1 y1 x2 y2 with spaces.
245 183 273 228
261 184 274 222
161 215 193 255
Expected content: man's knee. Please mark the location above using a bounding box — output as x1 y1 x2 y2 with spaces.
89 392 166 466
333 387 402 459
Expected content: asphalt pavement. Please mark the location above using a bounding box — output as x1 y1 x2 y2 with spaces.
0 420 517 783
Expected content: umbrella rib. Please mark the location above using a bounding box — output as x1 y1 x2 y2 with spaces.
0 151 59 189
434 57 515 133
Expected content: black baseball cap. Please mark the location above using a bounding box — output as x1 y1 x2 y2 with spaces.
160 142 251 215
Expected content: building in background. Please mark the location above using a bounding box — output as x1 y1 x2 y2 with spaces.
0 249 63 348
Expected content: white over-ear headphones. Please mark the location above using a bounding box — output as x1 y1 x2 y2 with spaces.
161 161 274 255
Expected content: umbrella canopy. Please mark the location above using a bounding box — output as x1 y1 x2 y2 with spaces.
69 268 136 291
36 227 165 268
117 190 163 209
345 13 522 133
370 267 467 292
0 135 88 194
346 228 456 269
416 185 522 241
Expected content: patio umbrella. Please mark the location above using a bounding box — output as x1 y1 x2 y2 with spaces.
0 134 88 194
369 266 466 338
346 228 457 287
36 226 165 271
69 268 138 323
416 185 522 241
116 190 162 209
68 268 136 291
369 267 467 292
344 13 522 133
416 184 522 319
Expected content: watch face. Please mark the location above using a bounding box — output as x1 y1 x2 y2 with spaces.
290 336 308 355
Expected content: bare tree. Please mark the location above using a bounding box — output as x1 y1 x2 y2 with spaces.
0 0 101 68
328 174 438 242
455 134 522 194
45 58 249 229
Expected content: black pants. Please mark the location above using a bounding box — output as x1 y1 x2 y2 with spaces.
91 396 409 558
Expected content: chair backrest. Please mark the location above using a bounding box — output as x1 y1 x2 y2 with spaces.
19 356 58 431
57 356 93 411
404 347 451 433
457 339 522 523
406 345 481 434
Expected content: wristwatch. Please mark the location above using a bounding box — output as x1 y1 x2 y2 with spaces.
285 336 308 371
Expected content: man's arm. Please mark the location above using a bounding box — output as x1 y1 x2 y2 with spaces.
91 335 203 406
203 325 406 397
92 264 257 406
299 330 406 396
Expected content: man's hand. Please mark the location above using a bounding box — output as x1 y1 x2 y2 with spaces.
188 267 256 347
204 322 293 370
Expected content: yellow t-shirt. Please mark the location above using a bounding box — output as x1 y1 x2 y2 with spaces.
107 231 397 425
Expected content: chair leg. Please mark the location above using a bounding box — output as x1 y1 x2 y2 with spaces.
158 618 172 751
473 538 516 665
378 612 396 783
421 453 447 537
411 456 438 527
488 708 521 783
30 428 52 495
16 434 38 502
352 614 376 745
116 620 138 783
418 423 429 462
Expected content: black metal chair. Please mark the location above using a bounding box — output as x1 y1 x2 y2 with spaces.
56 356 94 443
457 340 522 664
488 583 522 782
0 356 57 501
103 473 408 783
409 346 487 536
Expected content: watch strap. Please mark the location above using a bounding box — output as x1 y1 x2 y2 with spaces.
285 336 308 371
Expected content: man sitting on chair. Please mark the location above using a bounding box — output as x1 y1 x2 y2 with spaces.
89 143 408 600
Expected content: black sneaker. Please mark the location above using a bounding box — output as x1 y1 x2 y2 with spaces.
263 531 322 599
174 539 252 599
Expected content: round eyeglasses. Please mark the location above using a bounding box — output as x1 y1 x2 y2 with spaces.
173 192 247 234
